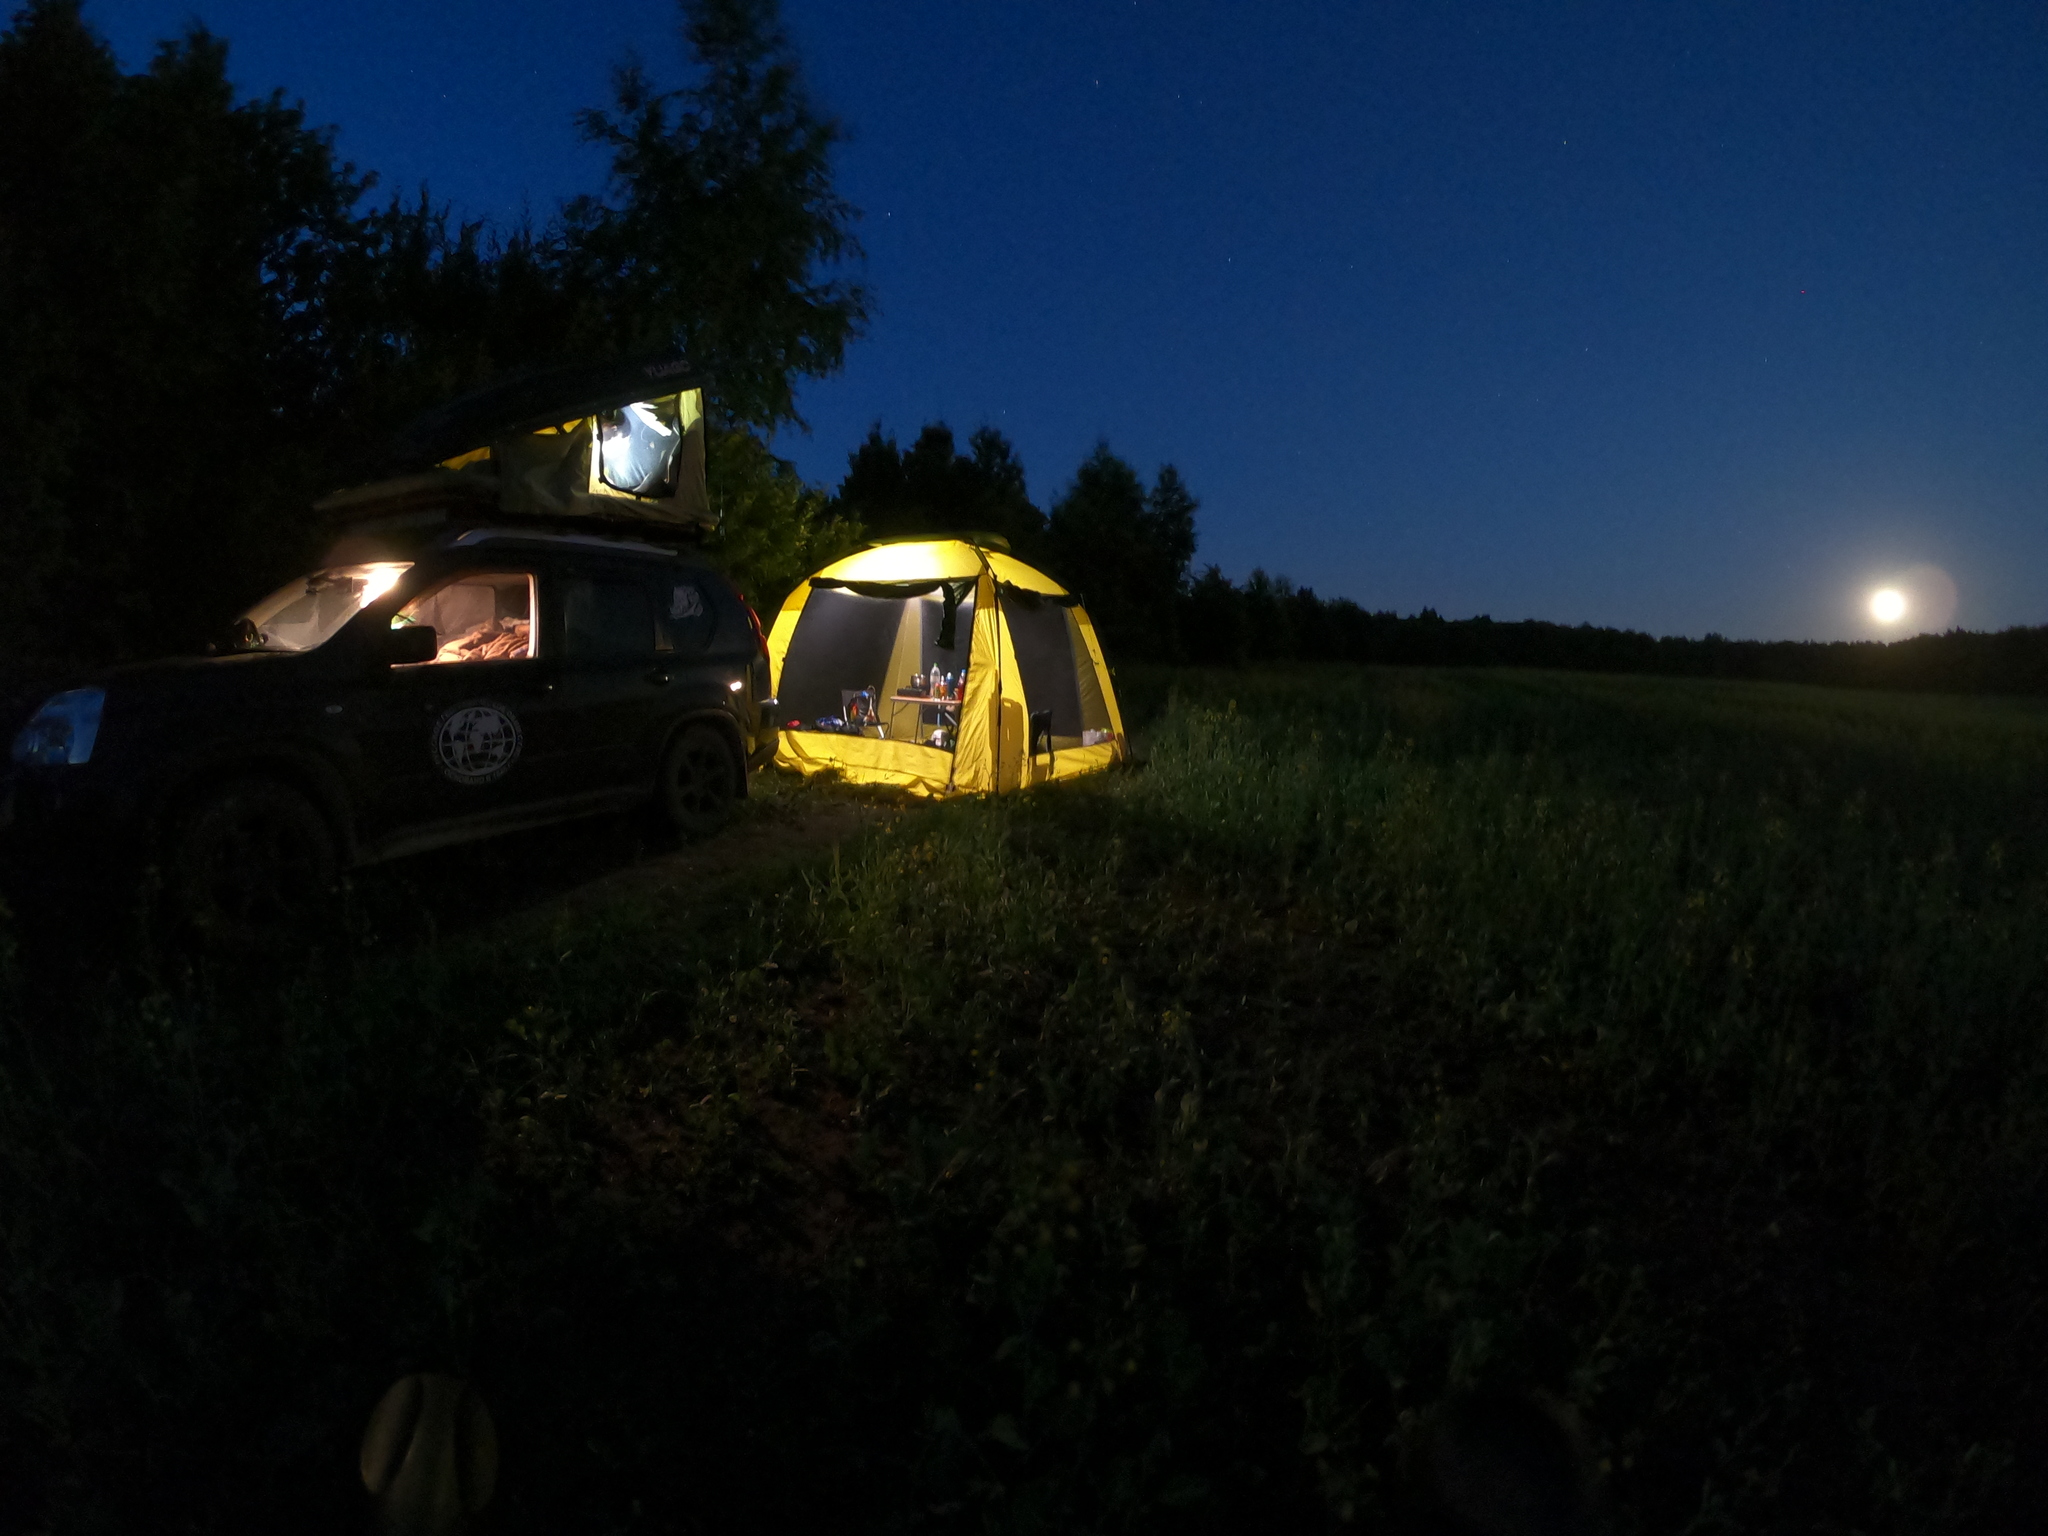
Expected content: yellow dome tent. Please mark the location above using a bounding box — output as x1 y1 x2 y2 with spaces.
767 537 1127 795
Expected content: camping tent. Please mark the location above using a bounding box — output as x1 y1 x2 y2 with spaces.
768 537 1126 795
315 351 712 533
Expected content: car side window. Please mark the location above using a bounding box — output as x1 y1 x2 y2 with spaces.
563 575 658 660
655 574 717 655
393 572 536 663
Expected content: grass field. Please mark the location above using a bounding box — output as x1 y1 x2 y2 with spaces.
4 667 2046 1533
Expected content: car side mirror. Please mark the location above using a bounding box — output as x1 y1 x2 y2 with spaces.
383 625 438 666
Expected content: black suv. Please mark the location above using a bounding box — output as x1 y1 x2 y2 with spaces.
3 522 776 936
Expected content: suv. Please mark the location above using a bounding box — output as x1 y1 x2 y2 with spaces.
2 522 776 937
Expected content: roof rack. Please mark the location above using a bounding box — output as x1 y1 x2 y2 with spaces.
320 501 707 565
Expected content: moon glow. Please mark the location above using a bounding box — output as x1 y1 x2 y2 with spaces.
1861 565 1959 634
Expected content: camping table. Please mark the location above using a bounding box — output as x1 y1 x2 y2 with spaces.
888 692 960 741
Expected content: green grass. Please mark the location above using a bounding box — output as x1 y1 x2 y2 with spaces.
4 666 2046 1533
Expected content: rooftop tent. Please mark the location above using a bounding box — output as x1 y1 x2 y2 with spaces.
767 537 1127 795
315 351 712 531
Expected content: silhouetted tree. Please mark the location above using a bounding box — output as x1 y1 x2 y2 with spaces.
1182 565 1246 666
0 0 867 665
1145 465 1200 585
0 1 378 657
703 427 860 613
830 422 1044 553
1288 583 1331 660
559 0 869 429
1044 446 1198 662
1239 570 1295 663
1169 565 2048 698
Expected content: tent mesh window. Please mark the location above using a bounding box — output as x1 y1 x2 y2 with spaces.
779 590 906 730
1005 601 1111 749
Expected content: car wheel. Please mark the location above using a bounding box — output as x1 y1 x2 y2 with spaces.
659 723 737 838
170 778 337 945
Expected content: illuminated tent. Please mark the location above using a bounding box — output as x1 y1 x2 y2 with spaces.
316 352 711 531
769 537 1127 795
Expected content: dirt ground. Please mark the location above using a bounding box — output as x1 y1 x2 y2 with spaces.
340 772 905 947
529 791 894 925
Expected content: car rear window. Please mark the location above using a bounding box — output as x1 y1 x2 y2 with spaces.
563 575 658 659
656 573 719 654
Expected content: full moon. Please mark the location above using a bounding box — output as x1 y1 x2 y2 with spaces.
1869 587 1908 624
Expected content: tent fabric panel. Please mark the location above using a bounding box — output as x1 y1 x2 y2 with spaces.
495 429 589 514
1006 598 1087 741
815 540 985 585
774 730 954 795
980 601 1032 793
1067 608 1114 736
984 550 1069 596
1069 605 1128 746
950 571 1004 793
995 580 1080 608
1023 740 1122 787
776 588 903 727
765 584 808 685
811 541 1069 596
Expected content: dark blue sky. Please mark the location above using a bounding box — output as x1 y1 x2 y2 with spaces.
94 0 2047 640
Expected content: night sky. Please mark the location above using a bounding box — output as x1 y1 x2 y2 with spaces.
92 1 2048 641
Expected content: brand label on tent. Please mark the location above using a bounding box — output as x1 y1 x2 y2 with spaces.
433 700 523 784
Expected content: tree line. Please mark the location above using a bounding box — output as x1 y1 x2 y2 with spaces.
814 424 2048 700
5 0 2040 704
0 0 864 662
1176 568 2048 696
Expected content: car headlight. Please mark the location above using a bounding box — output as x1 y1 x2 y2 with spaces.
11 688 105 767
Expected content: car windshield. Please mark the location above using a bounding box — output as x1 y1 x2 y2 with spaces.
230 563 413 653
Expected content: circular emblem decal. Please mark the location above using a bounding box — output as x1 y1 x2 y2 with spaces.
433 700 523 785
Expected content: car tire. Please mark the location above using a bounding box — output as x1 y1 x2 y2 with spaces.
169 778 337 945
658 723 738 839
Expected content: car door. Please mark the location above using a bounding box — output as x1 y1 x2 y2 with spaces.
553 563 678 794
654 560 753 726
342 566 573 841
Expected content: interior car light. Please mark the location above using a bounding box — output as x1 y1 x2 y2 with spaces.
11 687 105 767
358 564 407 605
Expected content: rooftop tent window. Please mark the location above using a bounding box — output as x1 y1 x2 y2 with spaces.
426 386 709 524
231 562 412 653
597 401 681 497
